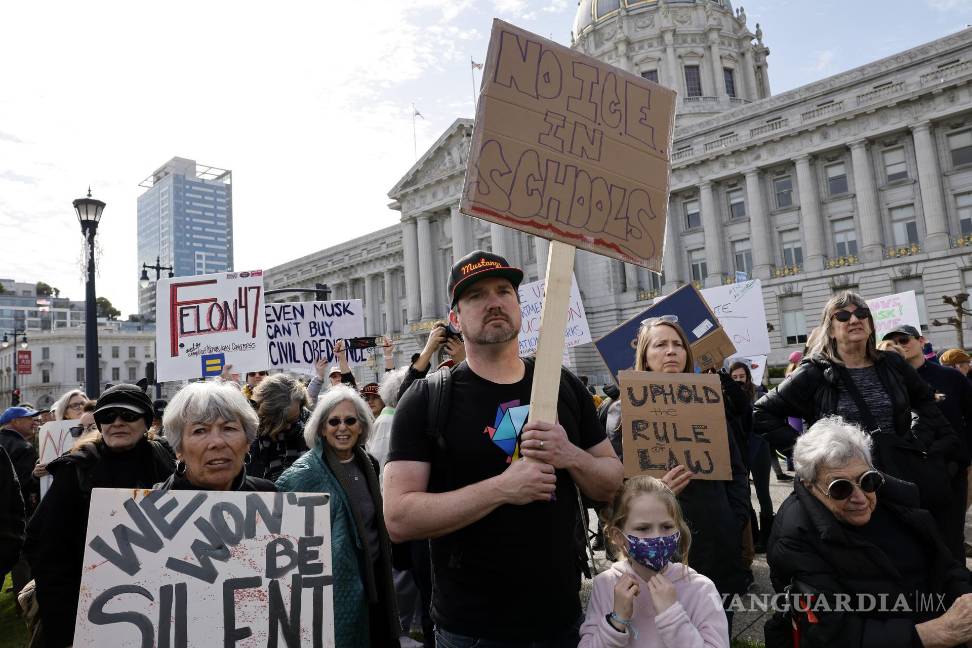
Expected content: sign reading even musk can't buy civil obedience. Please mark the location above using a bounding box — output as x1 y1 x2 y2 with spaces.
460 19 677 271
74 489 334 647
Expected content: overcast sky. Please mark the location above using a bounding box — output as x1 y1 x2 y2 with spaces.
2 0 970 316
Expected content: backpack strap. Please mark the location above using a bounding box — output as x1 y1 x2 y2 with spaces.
424 365 454 488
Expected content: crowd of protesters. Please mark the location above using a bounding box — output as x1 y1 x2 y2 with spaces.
3 250 972 648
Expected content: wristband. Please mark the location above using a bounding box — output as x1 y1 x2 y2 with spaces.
607 612 638 639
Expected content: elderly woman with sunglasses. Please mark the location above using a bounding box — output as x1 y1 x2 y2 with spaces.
754 290 960 551
765 416 972 648
276 384 399 648
24 384 175 648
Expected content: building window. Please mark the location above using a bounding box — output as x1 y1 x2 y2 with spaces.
832 219 859 257
112 367 120 381
111 346 119 359
76 346 84 359
773 176 793 209
732 240 753 279
402 307 408 327
689 249 708 283
41 347 50 360
727 188 746 219
128 346 136 359
128 366 137 381
76 367 84 382
956 192 972 236
641 69 658 83
882 147 908 183
684 65 703 98
684 199 701 229
890 204 919 246
42 369 50 384
145 345 152 358
948 130 972 167
781 296 808 345
894 278 928 326
723 68 736 98
826 163 848 196
780 230 804 267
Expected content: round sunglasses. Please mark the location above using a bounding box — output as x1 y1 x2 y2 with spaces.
832 308 871 323
327 416 358 428
818 470 884 500
93 408 145 426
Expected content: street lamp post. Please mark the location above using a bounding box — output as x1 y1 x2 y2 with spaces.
1 329 28 406
74 188 106 398
139 256 174 289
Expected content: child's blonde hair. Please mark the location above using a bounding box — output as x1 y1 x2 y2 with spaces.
603 476 692 566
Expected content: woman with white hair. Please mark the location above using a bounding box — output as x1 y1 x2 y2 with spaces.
53 389 87 421
276 384 399 648
367 366 409 472
765 416 972 648
154 381 274 492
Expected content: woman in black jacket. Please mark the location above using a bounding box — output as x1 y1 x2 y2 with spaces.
25 384 175 648
765 416 972 648
754 291 960 547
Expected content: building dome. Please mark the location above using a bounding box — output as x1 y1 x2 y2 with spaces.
573 0 735 39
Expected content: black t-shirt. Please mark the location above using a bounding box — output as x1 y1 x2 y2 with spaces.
387 360 605 640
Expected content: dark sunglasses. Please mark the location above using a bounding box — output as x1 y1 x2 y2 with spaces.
69 423 98 437
327 416 358 427
832 308 871 323
888 335 914 346
94 409 145 426
247 371 268 377
820 470 884 500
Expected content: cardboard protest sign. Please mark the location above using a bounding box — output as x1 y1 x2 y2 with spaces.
594 283 736 380
517 274 591 358
460 19 677 270
38 420 78 499
700 280 770 360
866 290 921 340
619 370 731 480
74 488 334 647
155 270 268 381
266 300 367 373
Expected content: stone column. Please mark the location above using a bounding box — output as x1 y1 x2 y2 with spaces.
744 169 772 279
849 140 884 262
534 237 549 280
794 155 825 271
624 263 639 293
450 203 471 260
663 30 679 92
490 222 510 258
383 269 397 333
742 45 758 102
364 274 378 335
699 181 724 286
403 217 421 323
417 214 437 319
708 30 725 100
662 208 683 292
911 122 949 251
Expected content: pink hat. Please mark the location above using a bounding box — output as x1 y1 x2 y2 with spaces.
788 351 803 364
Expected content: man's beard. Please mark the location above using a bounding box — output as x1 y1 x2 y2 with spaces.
467 312 518 345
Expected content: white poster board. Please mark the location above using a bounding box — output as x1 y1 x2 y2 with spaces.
155 271 269 381
866 290 921 341
700 280 771 359
517 274 592 358
266 300 367 374
38 420 78 499
74 488 334 647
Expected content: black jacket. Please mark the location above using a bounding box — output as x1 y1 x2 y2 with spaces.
24 437 175 648
0 427 38 515
765 476 972 648
916 360 972 466
154 468 277 492
0 446 24 576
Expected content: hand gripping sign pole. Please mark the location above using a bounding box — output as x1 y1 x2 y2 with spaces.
460 19 676 424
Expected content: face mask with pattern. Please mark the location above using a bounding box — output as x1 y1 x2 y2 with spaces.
625 531 680 572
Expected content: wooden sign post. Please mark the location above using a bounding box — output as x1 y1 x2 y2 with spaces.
460 19 677 422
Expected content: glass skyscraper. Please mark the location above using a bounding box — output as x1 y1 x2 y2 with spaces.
137 157 233 317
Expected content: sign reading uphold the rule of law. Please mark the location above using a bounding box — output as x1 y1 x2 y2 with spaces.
619 371 731 480
460 19 677 271
74 488 334 647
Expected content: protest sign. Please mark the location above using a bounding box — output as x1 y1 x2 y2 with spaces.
37 420 78 499
700 280 770 360
594 283 737 381
74 488 334 647
517 274 591 358
866 290 921 341
619 370 731 480
266 300 367 373
460 20 677 271
155 270 268 382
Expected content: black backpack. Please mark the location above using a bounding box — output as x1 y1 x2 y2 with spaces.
422 358 597 578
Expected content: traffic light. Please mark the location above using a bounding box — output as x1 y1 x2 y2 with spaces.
11 388 20 406
146 361 156 384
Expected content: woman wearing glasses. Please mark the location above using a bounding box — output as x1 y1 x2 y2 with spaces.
754 291 960 549
765 416 972 648
276 384 399 648
53 389 87 421
24 384 175 648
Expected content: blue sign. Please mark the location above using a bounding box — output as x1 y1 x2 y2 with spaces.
594 284 720 382
201 353 226 377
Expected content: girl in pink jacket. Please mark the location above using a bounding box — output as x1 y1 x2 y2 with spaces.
580 476 729 648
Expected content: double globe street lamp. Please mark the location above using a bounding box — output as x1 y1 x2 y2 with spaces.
74 188 106 399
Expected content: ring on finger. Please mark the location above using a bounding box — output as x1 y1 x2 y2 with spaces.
539 440 544 450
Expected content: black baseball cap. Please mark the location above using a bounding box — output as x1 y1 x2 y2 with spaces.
881 325 921 341
448 250 524 307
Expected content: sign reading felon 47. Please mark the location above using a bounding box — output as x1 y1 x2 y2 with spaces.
74 488 334 647
461 19 677 271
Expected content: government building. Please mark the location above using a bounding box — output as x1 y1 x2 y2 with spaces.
266 0 972 384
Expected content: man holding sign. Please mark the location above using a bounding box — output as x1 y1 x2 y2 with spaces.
384 251 622 645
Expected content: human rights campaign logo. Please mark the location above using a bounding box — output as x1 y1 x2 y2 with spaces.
201 353 225 377
484 400 530 463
